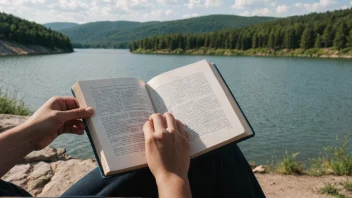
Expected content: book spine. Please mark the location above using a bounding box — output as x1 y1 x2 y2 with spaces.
71 89 107 178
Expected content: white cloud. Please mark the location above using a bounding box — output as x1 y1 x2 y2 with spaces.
240 7 272 16
276 4 288 13
252 7 271 15
232 0 276 9
165 9 175 15
0 0 10 5
157 0 178 5
0 0 349 24
205 0 222 8
102 6 111 16
240 10 250 16
182 13 199 18
294 0 337 12
186 0 201 9
151 9 162 17
232 0 256 9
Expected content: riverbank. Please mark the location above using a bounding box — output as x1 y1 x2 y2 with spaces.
3 149 351 198
132 48 352 59
0 40 72 56
1 114 352 197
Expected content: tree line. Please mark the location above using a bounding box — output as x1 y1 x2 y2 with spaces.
0 12 73 51
130 8 352 52
73 42 128 49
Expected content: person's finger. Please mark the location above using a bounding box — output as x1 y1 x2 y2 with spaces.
143 120 154 142
58 107 94 121
62 97 80 110
164 112 177 132
63 124 85 135
65 120 85 130
149 114 166 133
176 120 188 139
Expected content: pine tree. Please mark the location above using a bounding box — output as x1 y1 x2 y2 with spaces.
314 34 322 48
300 27 314 50
333 22 348 50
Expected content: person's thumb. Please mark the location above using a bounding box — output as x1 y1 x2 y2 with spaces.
58 107 94 121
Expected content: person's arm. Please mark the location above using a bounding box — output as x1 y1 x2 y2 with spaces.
143 113 192 198
0 97 93 178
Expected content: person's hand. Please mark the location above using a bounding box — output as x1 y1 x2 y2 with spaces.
143 113 191 198
24 97 93 151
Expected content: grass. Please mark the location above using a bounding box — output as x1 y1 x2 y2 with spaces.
308 136 352 176
342 180 352 192
320 183 340 196
269 136 352 176
320 183 345 198
270 151 304 175
0 88 31 116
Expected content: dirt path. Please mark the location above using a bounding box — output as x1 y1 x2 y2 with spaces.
256 174 352 198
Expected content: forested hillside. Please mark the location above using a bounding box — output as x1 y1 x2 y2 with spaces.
44 22 79 31
131 8 352 55
57 15 277 48
0 12 73 51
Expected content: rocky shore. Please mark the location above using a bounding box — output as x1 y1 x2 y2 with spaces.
1 146 97 196
0 40 71 56
1 114 351 197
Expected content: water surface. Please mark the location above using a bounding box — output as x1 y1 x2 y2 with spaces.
1 49 351 164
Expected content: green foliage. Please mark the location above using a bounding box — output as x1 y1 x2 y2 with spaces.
0 89 30 116
342 180 352 192
324 136 352 175
271 151 305 175
55 15 277 48
320 183 342 197
0 12 73 51
308 156 327 176
307 136 352 176
131 8 352 53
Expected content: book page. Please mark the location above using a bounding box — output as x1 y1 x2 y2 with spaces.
147 60 250 157
77 78 154 175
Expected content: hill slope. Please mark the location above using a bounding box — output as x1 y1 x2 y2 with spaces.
55 15 277 48
132 8 352 57
44 22 79 31
0 12 73 53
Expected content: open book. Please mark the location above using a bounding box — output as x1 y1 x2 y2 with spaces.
72 60 254 176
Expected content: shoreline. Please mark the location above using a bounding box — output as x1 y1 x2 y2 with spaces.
131 48 352 59
0 40 73 57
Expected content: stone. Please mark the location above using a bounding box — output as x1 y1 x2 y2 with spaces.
2 164 32 180
23 146 69 163
0 114 28 133
2 164 32 189
253 165 266 174
39 159 97 197
26 162 54 196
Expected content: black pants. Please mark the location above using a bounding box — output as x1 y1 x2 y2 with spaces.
1 144 265 197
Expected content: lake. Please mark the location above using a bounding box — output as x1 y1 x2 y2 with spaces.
1 49 352 164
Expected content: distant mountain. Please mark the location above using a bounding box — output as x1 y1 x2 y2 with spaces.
51 15 278 48
44 22 79 31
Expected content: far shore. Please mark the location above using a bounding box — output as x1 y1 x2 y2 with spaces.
0 40 73 57
131 48 352 59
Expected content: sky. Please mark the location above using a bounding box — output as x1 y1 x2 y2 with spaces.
0 0 351 24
